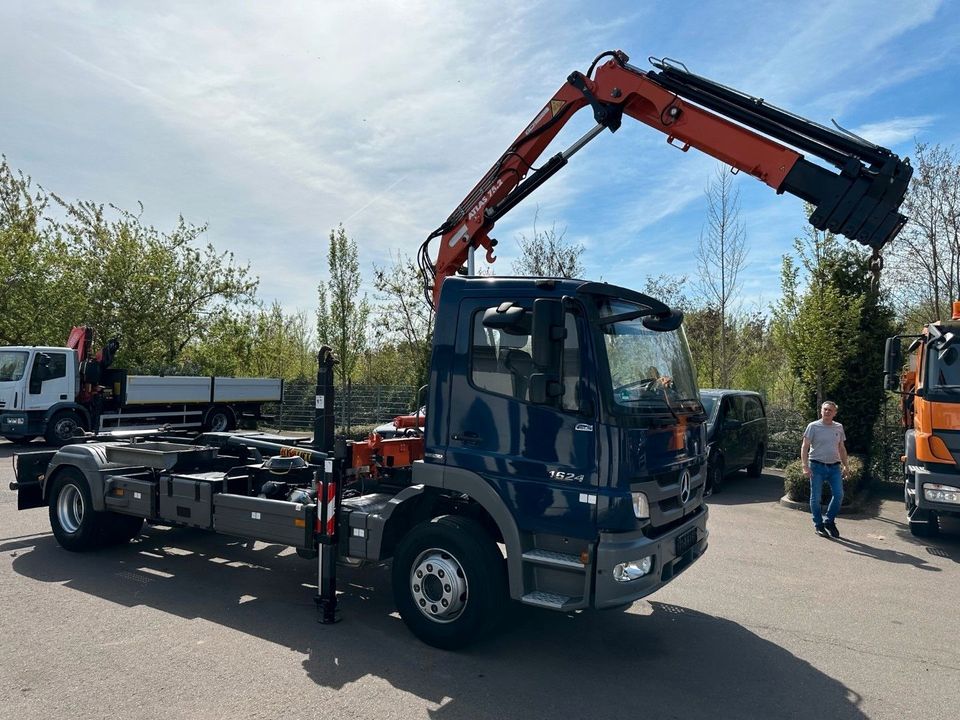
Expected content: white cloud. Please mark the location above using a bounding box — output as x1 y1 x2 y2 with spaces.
850 116 938 146
0 0 953 315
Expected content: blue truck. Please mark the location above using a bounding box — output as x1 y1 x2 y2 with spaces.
10 50 911 648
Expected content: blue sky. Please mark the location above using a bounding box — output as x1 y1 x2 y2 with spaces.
2 1 958 316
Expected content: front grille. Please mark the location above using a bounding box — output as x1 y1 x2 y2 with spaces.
631 461 705 534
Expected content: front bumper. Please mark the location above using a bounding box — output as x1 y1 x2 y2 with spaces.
0 411 31 437
907 464 960 518
594 504 708 609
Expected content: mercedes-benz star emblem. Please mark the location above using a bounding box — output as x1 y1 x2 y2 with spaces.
679 470 691 504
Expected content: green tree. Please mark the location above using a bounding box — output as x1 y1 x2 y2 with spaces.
0 158 75 345
511 215 584 278
883 142 960 325
372 250 433 388
52 198 259 370
316 224 370 385
1 158 259 365
695 165 748 387
780 224 862 411
824 248 896 454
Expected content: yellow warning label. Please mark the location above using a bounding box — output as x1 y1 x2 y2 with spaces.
550 99 565 116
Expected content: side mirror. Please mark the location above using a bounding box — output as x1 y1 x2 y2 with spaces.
482 303 531 335
529 298 566 406
883 337 902 391
642 309 684 332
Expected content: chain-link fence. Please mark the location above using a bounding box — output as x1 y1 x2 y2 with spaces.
262 382 420 435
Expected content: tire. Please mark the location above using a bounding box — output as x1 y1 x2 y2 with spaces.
204 406 234 432
706 457 724 496
48 468 106 551
392 515 507 650
746 445 765 477
45 411 85 446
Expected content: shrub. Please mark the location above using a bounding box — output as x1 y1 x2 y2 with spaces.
768 429 804 468
783 455 866 504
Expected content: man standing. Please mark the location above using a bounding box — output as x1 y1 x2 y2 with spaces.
801 401 849 538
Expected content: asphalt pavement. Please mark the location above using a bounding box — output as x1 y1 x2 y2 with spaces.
1 439 958 720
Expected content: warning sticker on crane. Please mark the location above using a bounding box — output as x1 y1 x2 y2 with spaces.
550 99 564 116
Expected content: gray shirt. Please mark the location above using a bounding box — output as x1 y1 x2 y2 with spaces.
804 420 846 463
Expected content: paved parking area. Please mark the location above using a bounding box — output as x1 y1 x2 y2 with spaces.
1 439 958 720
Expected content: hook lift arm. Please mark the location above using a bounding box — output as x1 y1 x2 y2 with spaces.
419 49 912 307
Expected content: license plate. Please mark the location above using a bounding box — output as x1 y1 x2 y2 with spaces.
675 528 697 555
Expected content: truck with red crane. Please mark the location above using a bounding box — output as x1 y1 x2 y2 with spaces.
0 326 283 445
10 50 911 648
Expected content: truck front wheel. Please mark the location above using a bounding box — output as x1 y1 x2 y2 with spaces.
48 468 105 551
392 515 507 650
45 411 85 446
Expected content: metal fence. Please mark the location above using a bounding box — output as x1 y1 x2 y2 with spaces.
263 383 420 435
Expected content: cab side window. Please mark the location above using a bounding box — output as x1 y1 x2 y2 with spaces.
471 311 534 401
470 308 583 411
30 352 67 382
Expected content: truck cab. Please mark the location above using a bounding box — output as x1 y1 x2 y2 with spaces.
0 346 78 443
412 276 708 613
886 310 960 537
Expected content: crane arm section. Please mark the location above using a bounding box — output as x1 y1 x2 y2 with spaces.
421 50 912 307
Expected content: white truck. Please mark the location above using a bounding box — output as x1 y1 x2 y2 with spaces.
0 343 283 445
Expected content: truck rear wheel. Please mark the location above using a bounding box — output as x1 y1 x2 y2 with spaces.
45 411 85 446
392 515 507 650
204 406 234 432
48 468 105 552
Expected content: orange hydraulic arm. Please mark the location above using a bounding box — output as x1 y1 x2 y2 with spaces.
419 50 912 307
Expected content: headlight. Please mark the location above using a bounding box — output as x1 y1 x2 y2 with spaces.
613 556 653 582
924 483 960 504
631 492 649 519
5 416 25 425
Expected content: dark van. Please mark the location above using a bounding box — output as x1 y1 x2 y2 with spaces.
699 389 768 495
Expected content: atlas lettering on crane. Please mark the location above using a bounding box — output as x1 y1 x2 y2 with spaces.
467 178 505 222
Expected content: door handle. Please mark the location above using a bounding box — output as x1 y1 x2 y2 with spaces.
452 431 482 444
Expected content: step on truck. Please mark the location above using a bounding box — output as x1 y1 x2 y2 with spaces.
0 326 282 445
11 49 911 648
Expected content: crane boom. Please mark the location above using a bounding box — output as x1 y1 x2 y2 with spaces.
420 50 912 307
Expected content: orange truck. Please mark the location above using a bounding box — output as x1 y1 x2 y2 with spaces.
884 302 960 536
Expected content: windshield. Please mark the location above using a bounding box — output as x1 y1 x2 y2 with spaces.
700 395 719 421
927 344 960 394
0 351 29 382
593 297 700 412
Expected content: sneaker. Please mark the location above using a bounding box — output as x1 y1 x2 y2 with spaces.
815 524 830 538
824 521 841 539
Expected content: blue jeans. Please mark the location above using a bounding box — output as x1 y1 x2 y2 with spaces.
810 462 843 525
